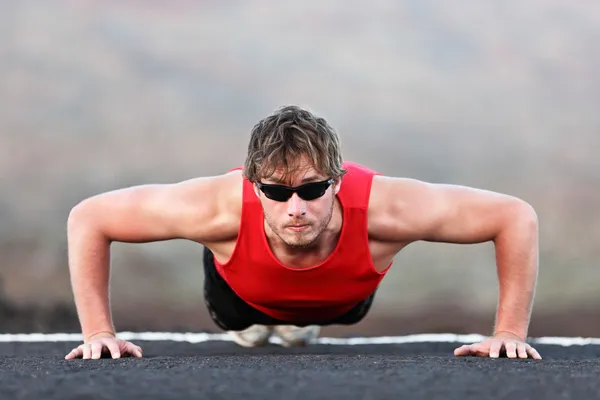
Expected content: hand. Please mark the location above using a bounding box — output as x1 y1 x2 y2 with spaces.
453 331 542 360
65 334 143 360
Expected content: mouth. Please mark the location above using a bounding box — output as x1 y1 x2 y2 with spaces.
286 224 310 232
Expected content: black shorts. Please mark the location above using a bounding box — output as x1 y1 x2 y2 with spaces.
203 247 377 331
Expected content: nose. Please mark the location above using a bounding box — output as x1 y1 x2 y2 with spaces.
287 193 306 217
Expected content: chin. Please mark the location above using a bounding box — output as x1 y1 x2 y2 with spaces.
282 232 319 249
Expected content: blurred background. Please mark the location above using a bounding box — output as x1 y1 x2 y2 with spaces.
1 0 599 338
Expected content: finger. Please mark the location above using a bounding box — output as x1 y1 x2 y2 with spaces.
527 344 543 360
125 343 142 357
505 341 518 359
517 343 529 359
489 341 503 359
131 344 143 358
82 344 92 360
103 339 121 359
125 343 143 358
65 347 82 360
454 344 473 356
456 343 487 357
471 343 489 357
91 342 104 360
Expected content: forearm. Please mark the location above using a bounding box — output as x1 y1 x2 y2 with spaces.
68 211 115 342
492 206 539 340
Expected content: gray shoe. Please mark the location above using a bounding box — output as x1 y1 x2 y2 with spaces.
228 325 273 347
272 325 321 347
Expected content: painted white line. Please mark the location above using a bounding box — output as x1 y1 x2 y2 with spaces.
314 334 489 345
0 332 599 346
532 337 600 346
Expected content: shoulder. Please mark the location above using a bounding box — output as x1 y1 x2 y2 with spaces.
366 174 530 244
369 175 435 204
203 168 245 217
367 175 439 242
168 169 245 243
173 168 244 206
368 174 429 213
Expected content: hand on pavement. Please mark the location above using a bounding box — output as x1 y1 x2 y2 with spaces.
65 333 143 360
453 331 542 360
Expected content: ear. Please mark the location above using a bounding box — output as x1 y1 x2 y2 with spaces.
253 183 261 198
333 179 342 194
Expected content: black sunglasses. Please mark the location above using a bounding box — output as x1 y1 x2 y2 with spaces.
256 178 335 202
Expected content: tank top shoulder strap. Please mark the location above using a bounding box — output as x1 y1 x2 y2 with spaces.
337 161 381 209
226 166 259 205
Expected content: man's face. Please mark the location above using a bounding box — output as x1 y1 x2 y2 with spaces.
254 160 339 249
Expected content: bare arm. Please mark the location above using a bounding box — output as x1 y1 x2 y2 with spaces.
369 176 539 340
67 172 241 342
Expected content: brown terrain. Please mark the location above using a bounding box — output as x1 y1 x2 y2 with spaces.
0 0 599 337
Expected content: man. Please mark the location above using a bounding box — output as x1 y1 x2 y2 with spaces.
64 105 542 361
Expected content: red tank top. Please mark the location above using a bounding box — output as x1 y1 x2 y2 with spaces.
214 161 393 322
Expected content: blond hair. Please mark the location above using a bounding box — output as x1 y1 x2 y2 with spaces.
243 105 347 183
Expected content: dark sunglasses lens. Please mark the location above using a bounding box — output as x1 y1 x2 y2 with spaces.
262 186 292 201
259 180 333 202
297 182 329 200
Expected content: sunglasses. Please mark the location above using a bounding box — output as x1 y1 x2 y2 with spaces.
256 178 335 202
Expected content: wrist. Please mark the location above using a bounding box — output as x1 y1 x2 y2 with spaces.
493 330 525 341
84 330 116 343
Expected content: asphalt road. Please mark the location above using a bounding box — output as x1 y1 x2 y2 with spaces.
0 339 598 400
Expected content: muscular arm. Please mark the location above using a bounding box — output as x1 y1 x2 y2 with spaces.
369 176 539 340
67 172 241 342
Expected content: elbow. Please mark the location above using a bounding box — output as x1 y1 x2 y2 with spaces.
493 198 538 246
516 199 538 226
67 199 113 249
68 200 88 229
67 199 101 237
506 198 539 234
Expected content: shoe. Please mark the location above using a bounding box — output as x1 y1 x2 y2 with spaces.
229 324 273 347
272 325 321 347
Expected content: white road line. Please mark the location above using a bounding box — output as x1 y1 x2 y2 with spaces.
0 332 599 346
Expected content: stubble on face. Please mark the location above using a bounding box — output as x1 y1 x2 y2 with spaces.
263 196 335 249
257 157 340 251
